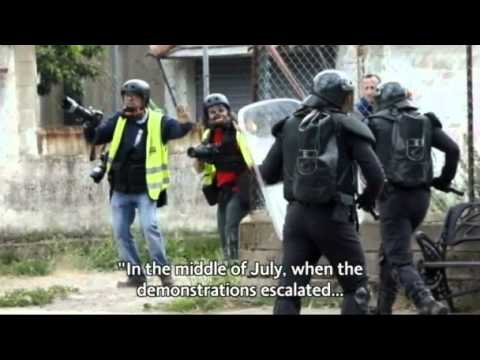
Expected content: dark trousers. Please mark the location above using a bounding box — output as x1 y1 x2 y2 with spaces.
274 202 369 315
217 188 249 261
377 187 432 311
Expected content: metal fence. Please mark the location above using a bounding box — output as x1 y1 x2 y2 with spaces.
252 45 478 217
253 45 339 101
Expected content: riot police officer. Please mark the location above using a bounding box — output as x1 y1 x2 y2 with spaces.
260 70 386 315
367 82 460 315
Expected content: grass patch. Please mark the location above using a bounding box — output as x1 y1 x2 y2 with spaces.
155 295 343 314
60 239 122 272
166 232 222 264
0 231 222 276
0 252 53 277
157 297 226 313
145 274 243 314
145 275 345 314
304 297 343 309
66 231 222 273
0 286 79 308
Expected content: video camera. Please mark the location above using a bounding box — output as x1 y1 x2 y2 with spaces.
62 97 108 184
90 152 108 184
62 97 104 128
187 144 221 164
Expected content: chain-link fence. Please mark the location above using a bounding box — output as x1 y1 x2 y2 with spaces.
253 45 340 101
252 45 479 218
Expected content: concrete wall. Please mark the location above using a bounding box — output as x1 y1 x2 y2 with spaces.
0 46 110 240
360 45 476 131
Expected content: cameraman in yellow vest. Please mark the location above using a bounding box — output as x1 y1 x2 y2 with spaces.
84 79 194 288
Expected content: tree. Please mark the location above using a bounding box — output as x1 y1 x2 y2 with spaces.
36 45 105 97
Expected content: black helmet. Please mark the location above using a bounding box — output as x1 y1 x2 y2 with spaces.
203 93 231 123
204 93 231 111
303 70 354 109
374 82 415 111
121 79 151 106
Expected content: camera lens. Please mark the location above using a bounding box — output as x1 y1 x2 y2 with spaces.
187 147 196 158
90 165 106 184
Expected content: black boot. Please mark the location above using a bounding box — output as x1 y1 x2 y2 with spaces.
160 274 175 287
117 275 147 289
413 290 449 315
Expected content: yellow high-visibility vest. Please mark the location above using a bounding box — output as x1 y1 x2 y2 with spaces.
107 110 170 201
201 127 253 187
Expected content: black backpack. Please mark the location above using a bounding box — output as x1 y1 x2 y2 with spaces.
375 109 433 188
293 110 347 205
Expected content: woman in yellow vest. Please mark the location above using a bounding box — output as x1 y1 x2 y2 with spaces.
84 79 194 289
190 94 254 261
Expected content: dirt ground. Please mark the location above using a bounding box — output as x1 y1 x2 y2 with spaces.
0 270 417 315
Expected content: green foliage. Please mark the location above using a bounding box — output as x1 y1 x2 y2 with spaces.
0 286 79 308
0 252 53 277
0 232 221 275
36 45 105 97
150 274 242 313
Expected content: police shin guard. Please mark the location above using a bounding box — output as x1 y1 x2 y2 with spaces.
376 266 399 315
376 291 398 315
342 287 371 315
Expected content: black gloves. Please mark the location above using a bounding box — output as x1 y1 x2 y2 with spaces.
431 177 451 193
357 193 376 213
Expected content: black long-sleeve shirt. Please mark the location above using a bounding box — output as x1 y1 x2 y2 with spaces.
431 127 460 184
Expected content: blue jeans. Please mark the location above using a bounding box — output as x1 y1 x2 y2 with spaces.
111 191 169 271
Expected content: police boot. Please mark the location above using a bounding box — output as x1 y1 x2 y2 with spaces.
342 287 371 315
412 289 449 315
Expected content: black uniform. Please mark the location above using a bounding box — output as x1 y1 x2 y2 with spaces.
368 82 460 314
260 81 385 315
